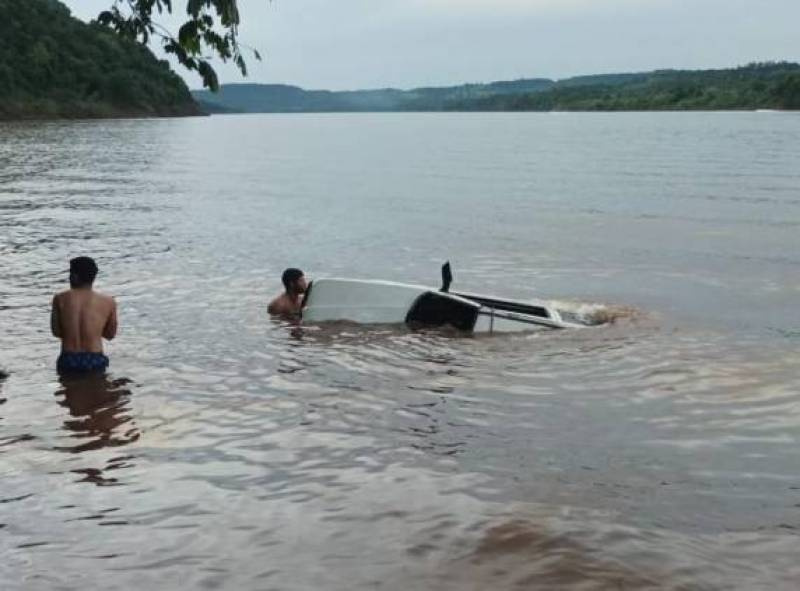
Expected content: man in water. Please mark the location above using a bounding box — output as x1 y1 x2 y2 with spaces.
51 256 118 374
268 268 308 318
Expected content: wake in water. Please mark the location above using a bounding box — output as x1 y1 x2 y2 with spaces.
549 300 643 327
285 300 643 344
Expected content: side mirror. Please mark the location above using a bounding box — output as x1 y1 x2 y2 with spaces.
441 261 453 293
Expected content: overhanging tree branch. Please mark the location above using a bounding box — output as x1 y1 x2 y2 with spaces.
96 0 263 91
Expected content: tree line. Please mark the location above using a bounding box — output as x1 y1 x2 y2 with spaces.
0 0 199 119
447 63 800 111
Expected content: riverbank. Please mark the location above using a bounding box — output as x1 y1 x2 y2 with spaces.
0 100 205 122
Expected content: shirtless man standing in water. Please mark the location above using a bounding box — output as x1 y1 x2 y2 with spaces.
51 256 118 374
268 268 308 319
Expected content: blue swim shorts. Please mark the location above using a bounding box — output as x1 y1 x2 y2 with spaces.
57 352 109 374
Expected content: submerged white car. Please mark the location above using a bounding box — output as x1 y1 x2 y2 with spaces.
302 263 583 333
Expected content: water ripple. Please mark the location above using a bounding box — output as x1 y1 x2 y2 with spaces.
2 113 800 590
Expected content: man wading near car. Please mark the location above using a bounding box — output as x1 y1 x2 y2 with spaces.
268 268 308 319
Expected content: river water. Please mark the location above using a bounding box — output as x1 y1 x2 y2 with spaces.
1 112 799 589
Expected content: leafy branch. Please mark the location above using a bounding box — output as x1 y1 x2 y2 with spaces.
96 0 262 91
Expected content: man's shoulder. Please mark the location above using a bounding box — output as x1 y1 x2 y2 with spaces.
268 293 289 314
90 291 116 308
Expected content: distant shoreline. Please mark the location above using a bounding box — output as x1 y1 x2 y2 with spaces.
2 109 793 123
199 108 796 115
194 63 800 115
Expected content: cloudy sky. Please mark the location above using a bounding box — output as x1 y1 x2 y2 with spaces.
64 0 800 90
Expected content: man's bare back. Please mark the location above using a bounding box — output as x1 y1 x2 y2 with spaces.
51 256 117 374
51 288 117 353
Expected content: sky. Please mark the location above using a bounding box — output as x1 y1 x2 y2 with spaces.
64 0 800 91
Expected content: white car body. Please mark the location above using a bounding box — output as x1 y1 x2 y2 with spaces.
302 278 580 332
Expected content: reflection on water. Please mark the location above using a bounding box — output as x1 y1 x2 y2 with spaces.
54 374 139 454
458 518 662 589
1 113 800 590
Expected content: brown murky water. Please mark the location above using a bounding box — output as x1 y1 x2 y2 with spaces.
1 113 799 589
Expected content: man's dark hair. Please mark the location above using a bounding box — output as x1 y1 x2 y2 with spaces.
70 256 98 288
282 268 304 291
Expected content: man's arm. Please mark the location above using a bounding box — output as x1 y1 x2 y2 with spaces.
103 298 118 340
50 295 62 338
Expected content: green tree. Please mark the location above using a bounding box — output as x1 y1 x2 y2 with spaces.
97 0 263 91
772 73 800 109
0 0 199 119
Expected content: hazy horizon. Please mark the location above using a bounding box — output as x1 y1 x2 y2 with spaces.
63 0 800 91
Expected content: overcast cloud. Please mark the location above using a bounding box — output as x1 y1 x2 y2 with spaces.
63 0 800 90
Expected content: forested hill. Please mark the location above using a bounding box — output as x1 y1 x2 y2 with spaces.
195 63 800 113
0 0 201 120
453 63 800 111
192 79 554 113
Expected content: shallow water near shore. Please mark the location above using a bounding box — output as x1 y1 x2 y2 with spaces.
1 112 799 589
